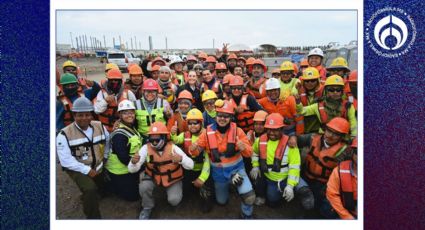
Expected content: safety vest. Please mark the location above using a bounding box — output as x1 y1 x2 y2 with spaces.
58 92 85 127
172 72 188 86
312 65 327 83
246 130 256 145
201 81 221 94
258 134 289 173
183 131 205 166
338 161 357 217
105 124 142 175
135 98 166 136
318 100 351 125
229 94 255 133
247 77 266 99
206 122 240 164
348 95 358 112
60 121 106 170
98 89 129 133
299 85 323 106
145 142 183 187
305 135 347 183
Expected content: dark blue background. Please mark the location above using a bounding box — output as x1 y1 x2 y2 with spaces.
1 0 424 229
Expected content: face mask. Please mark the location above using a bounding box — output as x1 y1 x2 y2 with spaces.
350 85 357 98
108 80 122 94
149 136 166 150
63 84 78 97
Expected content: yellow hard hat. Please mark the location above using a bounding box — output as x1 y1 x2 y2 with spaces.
202 90 218 102
187 108 204 121
325 75 345 87
62 60 77 69
105 63 119 72
280 61 295 71
327 57 349 70
302 67 320 80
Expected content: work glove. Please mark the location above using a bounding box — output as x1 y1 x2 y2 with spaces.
250 167 261 180
282 185 294 202
231 172 244 187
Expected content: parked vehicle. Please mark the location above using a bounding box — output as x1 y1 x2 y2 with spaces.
106 50 141 71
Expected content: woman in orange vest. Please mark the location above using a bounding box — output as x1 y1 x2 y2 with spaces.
326 137 358 219
167 90 193 136
128 122 194 219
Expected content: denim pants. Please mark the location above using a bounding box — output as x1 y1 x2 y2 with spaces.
263 176 309 203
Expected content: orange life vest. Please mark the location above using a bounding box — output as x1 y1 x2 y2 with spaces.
258 134 289 173
97 89 129 133
183 132 205 164
304 135 347 183
246 77 266 99
202 81 221 94
318 100 351 125
246 130 255 145
58 92 85 127
145 142 183 187
299 85 324 106
206 122 239 163
338 161 357 217
229 94 255 133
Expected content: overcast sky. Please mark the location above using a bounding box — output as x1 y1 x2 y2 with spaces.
56 10 357 49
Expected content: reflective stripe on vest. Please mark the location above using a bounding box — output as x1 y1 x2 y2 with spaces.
98 89 129 132
338 161 357 215
258 134 289 173
206 122 238 163
135 98 165 135
318 100 351 125
232 95 255 132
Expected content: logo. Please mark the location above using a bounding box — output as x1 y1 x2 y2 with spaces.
366 7 416 58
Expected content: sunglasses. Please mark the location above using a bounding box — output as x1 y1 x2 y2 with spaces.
188 121 201 126
304 79 317 83
217 113 231 118
327 88 343 93
231 86 243 91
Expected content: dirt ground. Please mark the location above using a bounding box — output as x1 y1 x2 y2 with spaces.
55 57 314 220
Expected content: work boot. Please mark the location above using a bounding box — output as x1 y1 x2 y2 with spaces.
254 197 266 206
138 208 152 220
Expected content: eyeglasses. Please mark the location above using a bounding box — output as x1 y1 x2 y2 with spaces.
304 79 317 83
327 88 343 93
217 113 231 118
188 121 201 125
231 86 243 91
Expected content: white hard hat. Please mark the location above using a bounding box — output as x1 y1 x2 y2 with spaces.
308 48 324 58
118 100 136 112
265 78 281 91
170 57 184 68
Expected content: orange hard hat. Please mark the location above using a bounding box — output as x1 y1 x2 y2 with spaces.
300 59 309 67
127 63 137 71
152 57 166 66
215 100 235 115
177 90 194 102
326 117 350 135
129 65 143 75
351 137 357 148
246 57 256 66
151 65 161 72
253 110 268 122
348 70 358 82
223 74 233 84
187 55 197 62
228 53 237 60
250 59 267 72
143 79 159 91
271 68 281 74
206 56 217 63
148 121 169 135
264 113 285 129
215 62 227 70
293 63 299 75
238 57 246 63
107 69 123 79
198 52 208 60
229 75 244 86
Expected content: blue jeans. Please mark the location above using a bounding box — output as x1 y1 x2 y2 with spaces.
265 176 309 203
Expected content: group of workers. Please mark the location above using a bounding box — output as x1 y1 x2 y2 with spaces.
56 47 358 220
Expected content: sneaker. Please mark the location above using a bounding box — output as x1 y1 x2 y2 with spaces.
138 208 152 220
254 197 266 206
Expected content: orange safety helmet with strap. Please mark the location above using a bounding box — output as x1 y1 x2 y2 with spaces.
206 122 239 163
338 160 357 217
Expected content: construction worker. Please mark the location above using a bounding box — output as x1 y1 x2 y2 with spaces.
167 90 193 135
237 56 246 68
221 74 233 100
233 66 244 77
200 69 223 98
226 53 238 74
176 70 203 112
56 97 109 219
170 57 187 86
246 59 267 99
258 78 304 140
171 108 214 213
246 110 268 145
250 113 314 210
186 55 198 71
134 79 173 142
193 63 204 83
151 57 167 67
149 65 161 80
157 66 178 105
94 69 136 133
296 75 357 137
307 48 327 83
215 62 228 82
326 57 351 80
296 67 324 134
125 64 146 99
128 122 194 219
202 90 218 128
205 56 217 75
297 59 309 78
271 68 281 79
276 61 300 101
198 52 208 68
228 75 263 133
62 60 96 90
345 70 358 112
245 57 256 78
105 100 142 201
298 117 351 217
189 100 256 219
326 137 358 219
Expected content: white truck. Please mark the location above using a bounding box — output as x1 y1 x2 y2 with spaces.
106 49 141 72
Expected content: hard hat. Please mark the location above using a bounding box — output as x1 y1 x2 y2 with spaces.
151 65 161 72
326 117 350 135
143 79 159 91
177 90 194 102
253 110 268 122
62 60 77 69
118 99 136 112
280 61 295 71
198 52 208 60
325 75 345 87
293 63 299 75
222 74 233 84
148 121 169 135
187 108 204 121
206 56 217 63
105 63 119 72
264 113 285 129
300 59 309 67
246 57 256 66
302 67 320 80
170 57 184 68
59 73 78 85
71 97 94 112
271 68 281 74
251 59 267 72
327 57 349 70
187 55 197 62
215 100 235 115
152 57 166 66
107 69 123 79
351 137 357 148
215 62 227 70
238 57 246 63
308 48 324 58
202 90 218 102
127 63 138 71
348 70 358 82
229 75 244 86
227 53 237 60
129 65 143 75
265 78 281 90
